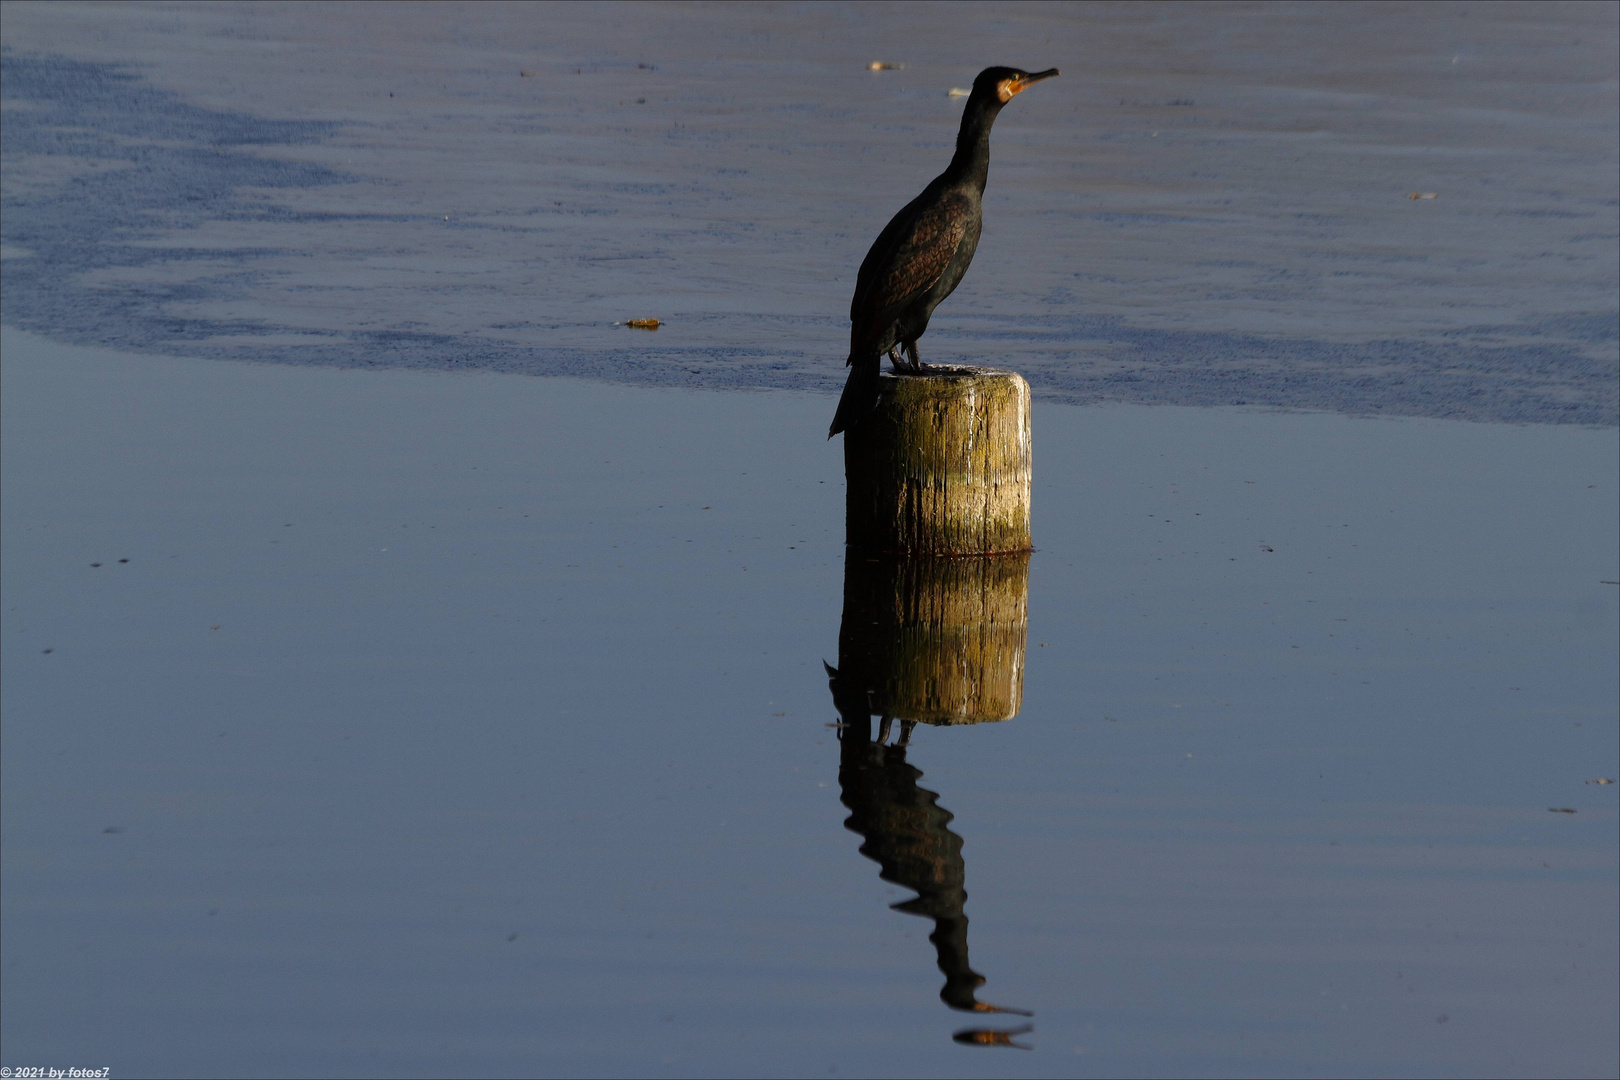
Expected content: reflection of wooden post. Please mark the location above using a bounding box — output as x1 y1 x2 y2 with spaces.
845 367 1032 556
838 552 1029 726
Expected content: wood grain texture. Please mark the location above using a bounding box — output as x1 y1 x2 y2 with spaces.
844 367 1032 556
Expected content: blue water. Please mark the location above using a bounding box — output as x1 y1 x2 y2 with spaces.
2 3 1617 1076
3 326 1615 1077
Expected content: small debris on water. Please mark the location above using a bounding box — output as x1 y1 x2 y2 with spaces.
520 71 536 77
103 825 123 834
868 61 904 71
948 87 971 98
1586 778 1613 785
1409 192 1439 199
1547 807 1576 813
623 318 660 330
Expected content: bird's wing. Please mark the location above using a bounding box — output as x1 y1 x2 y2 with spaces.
851 190 974 325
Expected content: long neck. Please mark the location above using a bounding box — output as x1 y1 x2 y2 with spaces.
943 97 1002 192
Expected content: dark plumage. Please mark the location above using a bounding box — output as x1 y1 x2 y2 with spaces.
829 65 1058 438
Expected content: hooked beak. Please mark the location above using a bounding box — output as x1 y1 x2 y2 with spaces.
1007 68 1059 97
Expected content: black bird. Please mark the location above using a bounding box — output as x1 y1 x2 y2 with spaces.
829 66 1059 438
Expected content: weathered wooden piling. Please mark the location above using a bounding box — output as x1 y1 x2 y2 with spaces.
844 367 1032 556
836 552 1030 726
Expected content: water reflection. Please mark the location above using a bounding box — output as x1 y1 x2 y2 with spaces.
823 552 1034 1036
833 553 1029 727
953 1024 1034 1049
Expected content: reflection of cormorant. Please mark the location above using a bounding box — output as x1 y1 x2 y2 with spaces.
826 668 1030 1017
954 1024 1034 1049
829 66 1058 437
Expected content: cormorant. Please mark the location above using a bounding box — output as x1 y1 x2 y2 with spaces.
828 65 1058 438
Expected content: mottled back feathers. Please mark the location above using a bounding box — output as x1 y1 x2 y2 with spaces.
849 188 973 350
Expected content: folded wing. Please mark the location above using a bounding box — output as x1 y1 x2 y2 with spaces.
850 190 973 350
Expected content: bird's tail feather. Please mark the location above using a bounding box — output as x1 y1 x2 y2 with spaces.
828 355 881 438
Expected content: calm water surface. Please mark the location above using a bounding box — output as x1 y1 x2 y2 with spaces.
2 2 1617 1077
3 327 1615 1077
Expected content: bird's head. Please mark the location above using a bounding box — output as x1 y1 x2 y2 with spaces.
974 66 1060 105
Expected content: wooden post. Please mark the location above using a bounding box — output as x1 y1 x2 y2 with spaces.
835 552 1030 726
844 367 1032 556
